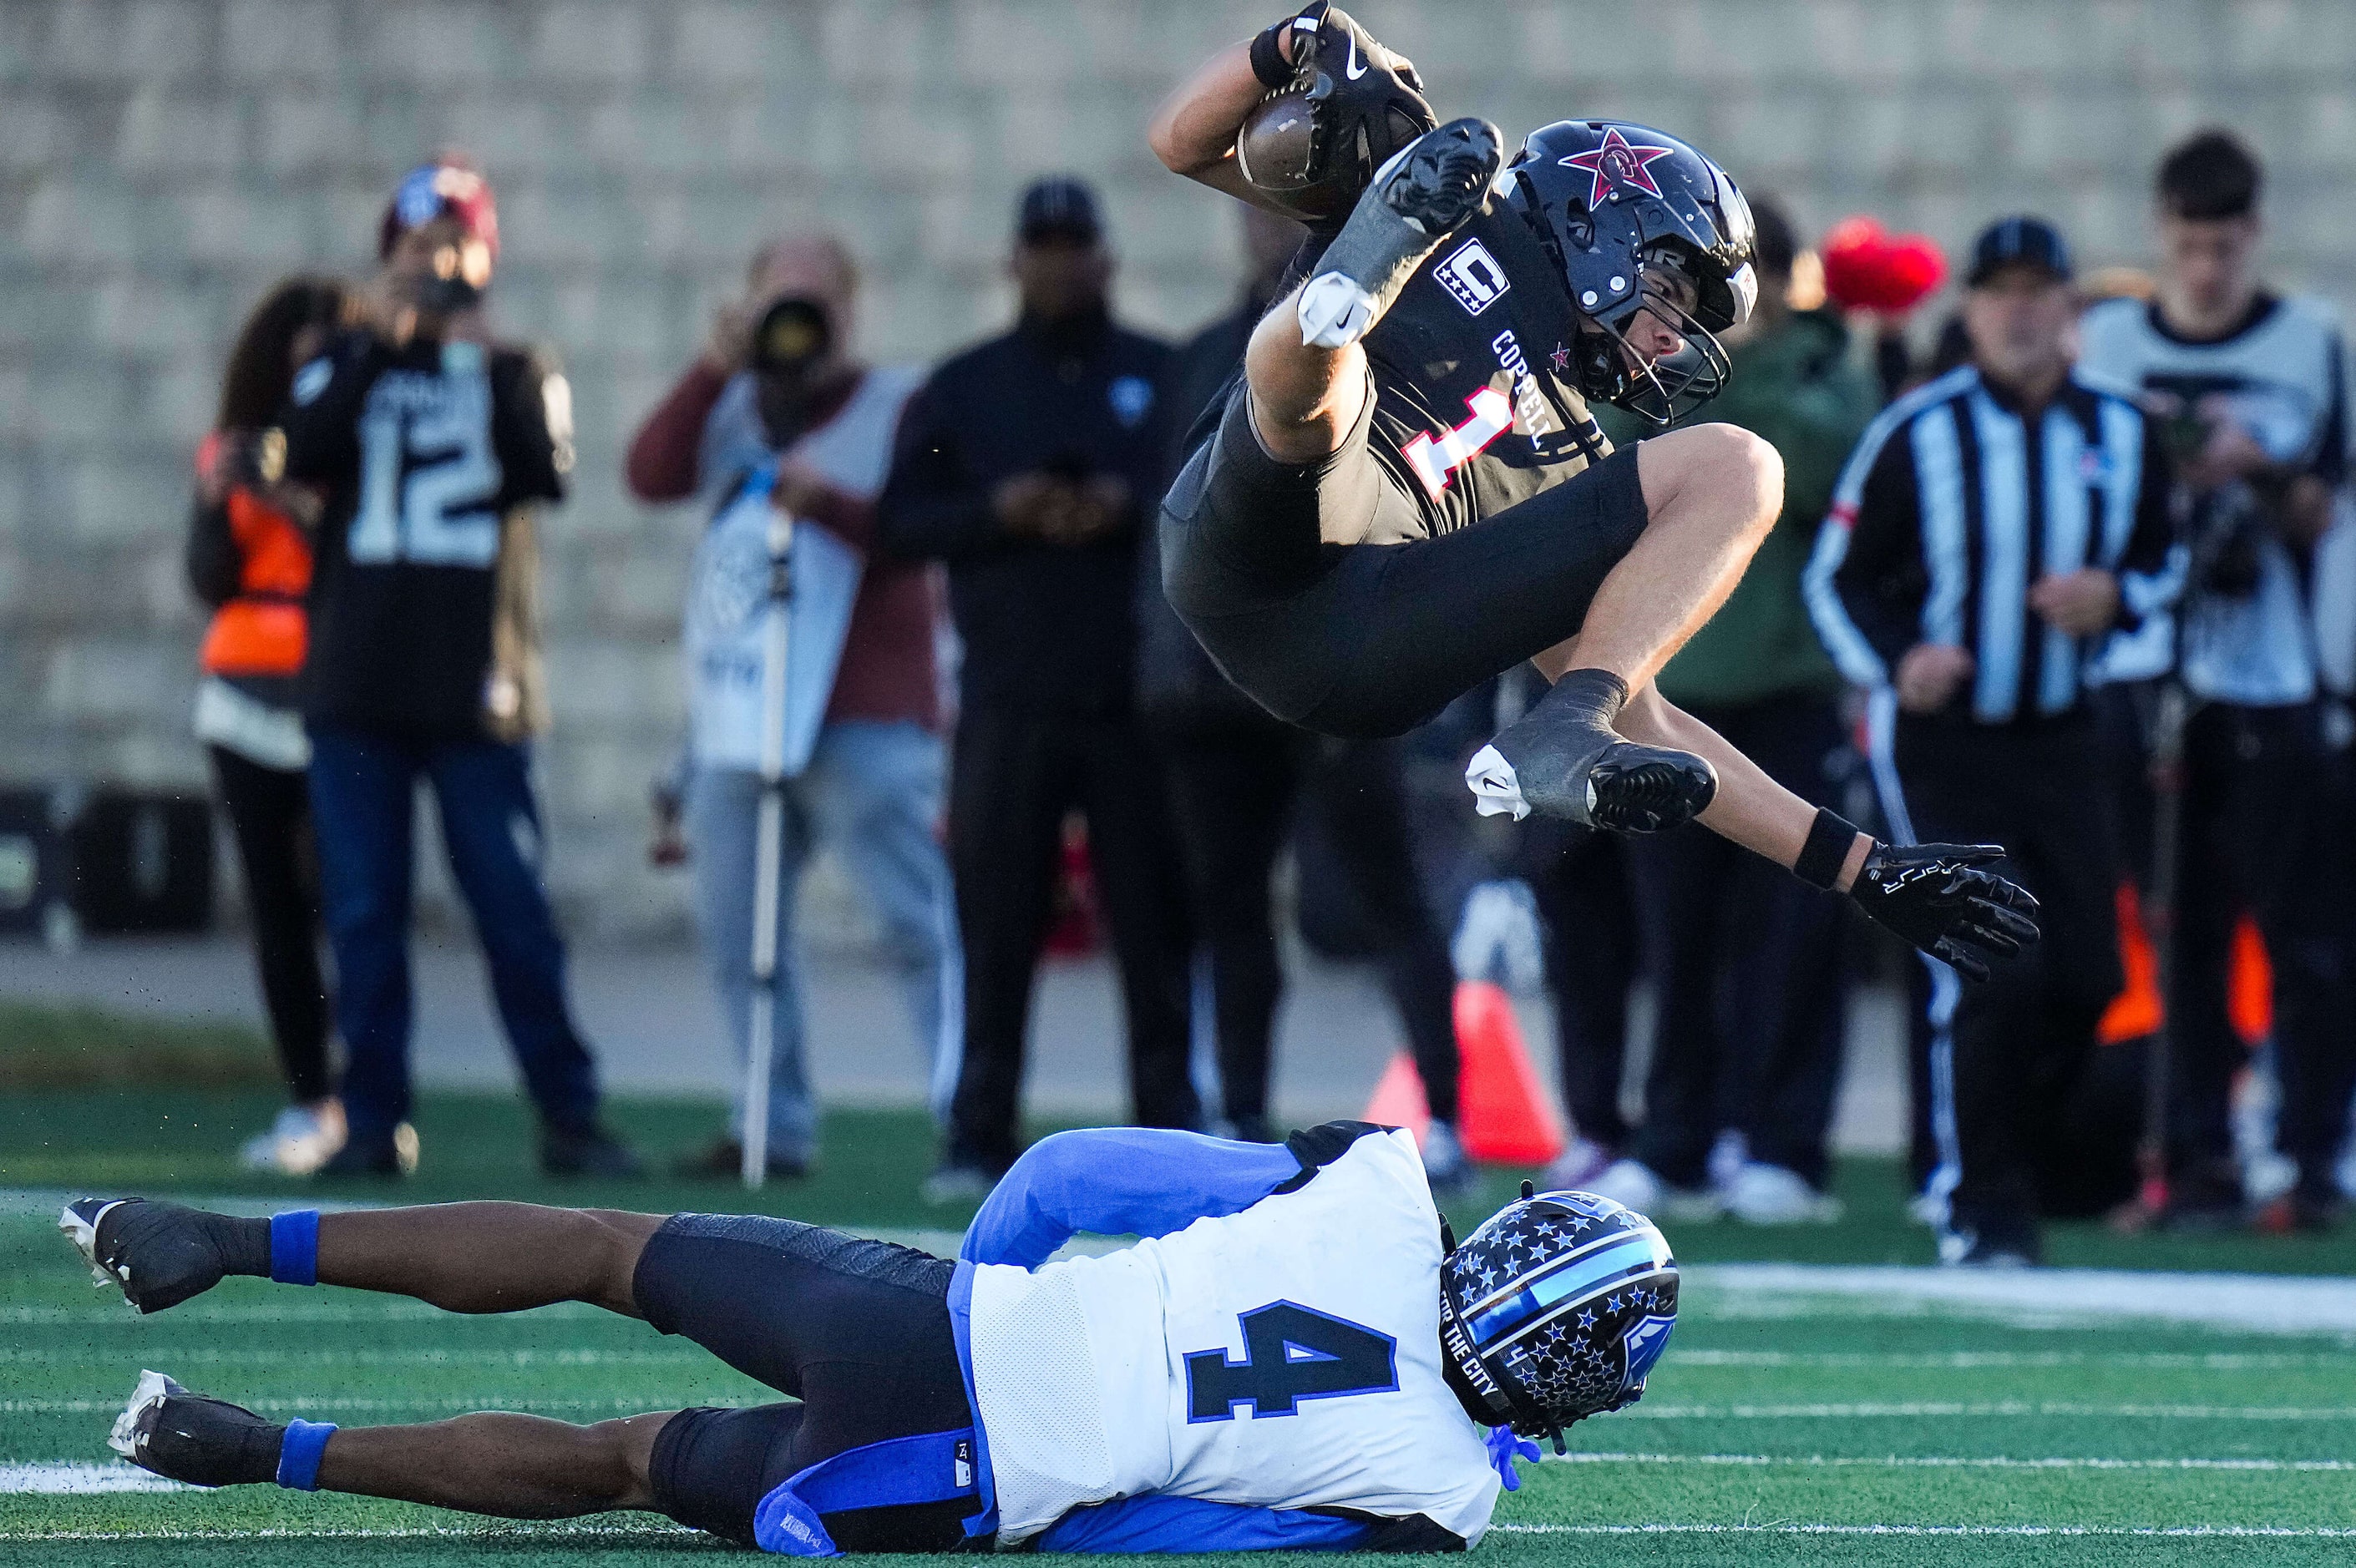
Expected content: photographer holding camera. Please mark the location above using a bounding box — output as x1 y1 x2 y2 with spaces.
279 157 637 1180
2080 130 2356 1231
627 234 958 1181
879 179 1198 1198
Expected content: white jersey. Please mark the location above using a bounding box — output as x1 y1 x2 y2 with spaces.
965 1129 1497 1545
682 366 921 772
2078 294 2352 703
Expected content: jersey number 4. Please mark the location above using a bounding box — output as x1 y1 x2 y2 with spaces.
348 368 504 569
1184 1302 1399 1421
1402 387 1512 499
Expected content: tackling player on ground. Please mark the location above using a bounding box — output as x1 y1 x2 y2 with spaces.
72 1126 1669 1553
1149 4 2039 977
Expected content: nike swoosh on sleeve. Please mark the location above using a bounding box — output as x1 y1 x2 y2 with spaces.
1344 36 1368 78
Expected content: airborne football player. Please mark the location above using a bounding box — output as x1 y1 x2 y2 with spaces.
74 1126 1669 1552
1150 3 2038 974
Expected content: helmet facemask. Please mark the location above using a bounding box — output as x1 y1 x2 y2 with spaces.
1575 244 1743 426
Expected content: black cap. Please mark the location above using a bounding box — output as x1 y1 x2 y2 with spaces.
1967 215 2073 286
1017 177 1102 243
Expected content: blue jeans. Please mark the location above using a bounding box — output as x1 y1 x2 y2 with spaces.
307 725 601 1142
685 721 962 1162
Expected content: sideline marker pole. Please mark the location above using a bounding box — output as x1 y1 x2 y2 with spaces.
744 501 797 1190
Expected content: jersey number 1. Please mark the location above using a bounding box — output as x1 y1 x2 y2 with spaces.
1184 1302 1399 1421
1402 387 1512 498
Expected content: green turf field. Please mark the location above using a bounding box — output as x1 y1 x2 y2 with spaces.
5 1081 2356 1565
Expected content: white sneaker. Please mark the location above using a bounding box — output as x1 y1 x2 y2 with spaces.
1420 1120 1478 1196
1722 1161 1842 1226
237 1101 347 1176
1586 1158 1723 1222
1538 1137 1614 1194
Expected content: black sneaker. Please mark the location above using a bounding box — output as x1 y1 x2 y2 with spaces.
1467 670 1716 832
2158 1166 2246 1233
541 1123 645 1178
1938 1213 2042 1268
317 1131 408 1179
59 1198 265 1315
1296 116 1504 347
109 1370 286 1487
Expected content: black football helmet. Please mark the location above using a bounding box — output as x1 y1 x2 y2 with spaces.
1234 2 1436 222
1503 121 1757 424
1437 1186 1679 1449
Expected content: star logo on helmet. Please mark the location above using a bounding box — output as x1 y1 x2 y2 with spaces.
1559 127 1676 210
1549 343 1571 375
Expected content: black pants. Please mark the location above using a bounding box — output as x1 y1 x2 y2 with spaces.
1891 713 2124 1229
1161 385 1650 737
945 708 1198 1168
2167 702 2355 1196
1624 693 1851 1188
1523 825 1638 1151
1156 717 1460 1125
636 1214 977 1550
208 745 332 1105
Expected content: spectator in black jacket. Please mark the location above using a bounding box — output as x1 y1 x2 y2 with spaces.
879 178 1197 1196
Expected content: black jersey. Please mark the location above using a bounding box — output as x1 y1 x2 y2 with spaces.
1178 204 1611 544
280 328 570 737
1351 205 1612 540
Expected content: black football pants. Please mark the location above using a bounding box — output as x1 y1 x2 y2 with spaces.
2165 701 2356 1199
1161 384 1649 738
1890 713 2124 1230
1522 823 1638 1153
944 708 1198 1169
1156 717 1461 1125
1624 693 1851 1189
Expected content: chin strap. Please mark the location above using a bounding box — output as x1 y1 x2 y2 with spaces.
1484 1425 1543 1490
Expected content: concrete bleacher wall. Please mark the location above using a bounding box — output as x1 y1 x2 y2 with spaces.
6 0 2353 935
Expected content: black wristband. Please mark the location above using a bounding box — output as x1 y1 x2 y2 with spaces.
1249 21 1295 89
1794 808 1862 892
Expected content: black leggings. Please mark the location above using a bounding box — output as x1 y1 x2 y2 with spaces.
636 1214 979 1551
1160 383 1649 739
1158 721 1461 1121
209 745 332 1104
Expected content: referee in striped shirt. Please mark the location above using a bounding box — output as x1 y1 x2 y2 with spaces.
1806 217 2186 1266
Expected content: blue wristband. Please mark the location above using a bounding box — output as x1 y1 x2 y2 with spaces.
269 1210 320 1286
276 1419 337 1491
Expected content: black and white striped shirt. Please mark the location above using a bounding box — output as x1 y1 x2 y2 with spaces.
1804 365 2185 724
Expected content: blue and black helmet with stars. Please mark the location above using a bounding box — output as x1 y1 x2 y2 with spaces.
1436 1183 1678 1449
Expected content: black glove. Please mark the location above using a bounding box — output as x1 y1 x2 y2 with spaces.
1848 842 2040 981
1239 2 1436 221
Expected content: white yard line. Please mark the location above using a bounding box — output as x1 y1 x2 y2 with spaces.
1553 1451 2356 1472
1 1522 697 1540
0 1347 711 1366
0 1463 187 1494
2 1396 661 1414
1624 1400 2356 1420
1688 1262 2356 1335
1494 1524 2356 1538
1670 1349 2352 1370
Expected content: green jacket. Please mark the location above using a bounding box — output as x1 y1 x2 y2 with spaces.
1603 309 1878 709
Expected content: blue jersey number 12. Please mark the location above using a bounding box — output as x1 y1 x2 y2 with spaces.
1184 1302 1399 1421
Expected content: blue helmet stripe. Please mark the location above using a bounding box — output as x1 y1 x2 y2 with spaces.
1466 1233 1664 1347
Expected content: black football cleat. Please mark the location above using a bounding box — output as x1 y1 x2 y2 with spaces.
1296 116 1504 347
110 1369 286 1487
1467 671 1715 833
61 1198 265 1315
